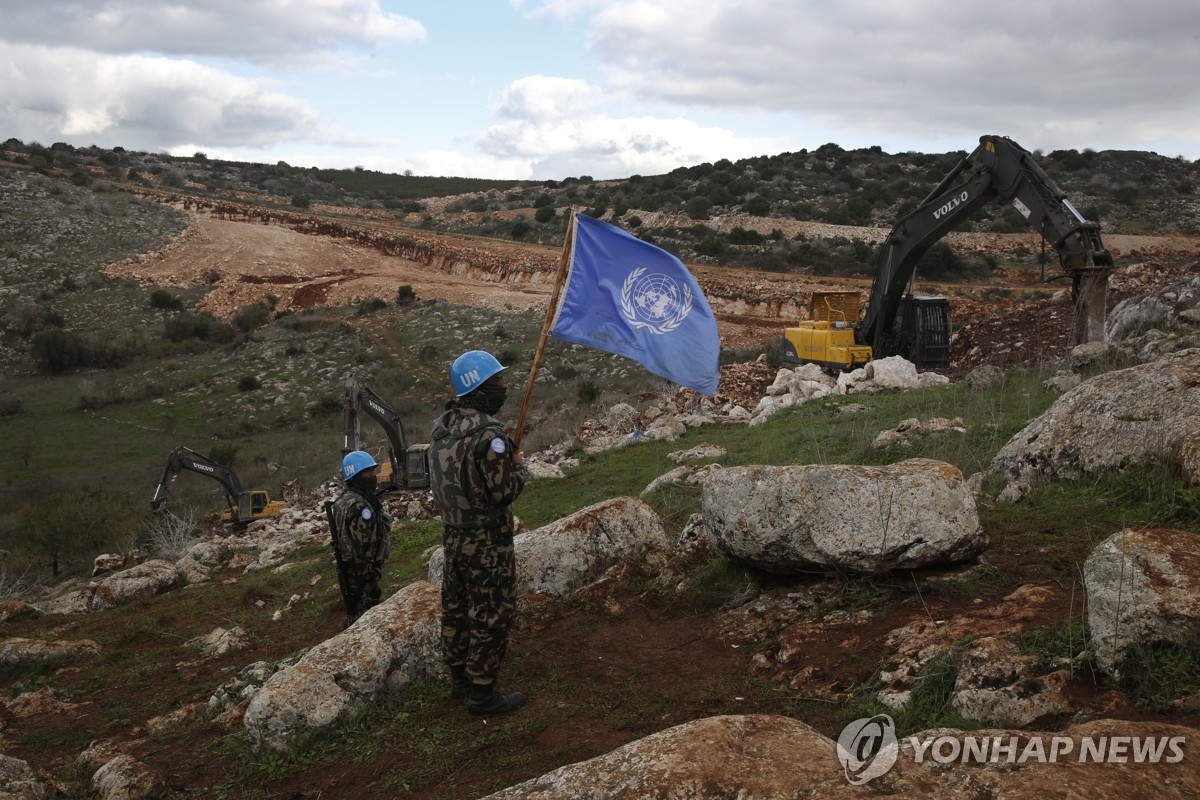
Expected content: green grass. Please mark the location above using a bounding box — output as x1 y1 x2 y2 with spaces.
1116 639 1200 711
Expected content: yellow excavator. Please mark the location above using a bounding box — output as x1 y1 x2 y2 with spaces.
342 377 430 492
150 445 286 524
782 134 1114 370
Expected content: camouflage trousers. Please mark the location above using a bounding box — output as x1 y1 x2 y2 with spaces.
342 560 383 625
440 523 516 685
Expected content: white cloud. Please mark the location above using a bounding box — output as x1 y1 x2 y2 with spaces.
0 44 320 151
0 0 425 62
478 76 782 179
581 0 1200 155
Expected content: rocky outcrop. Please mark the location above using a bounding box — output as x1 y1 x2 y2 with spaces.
482 713 1199 799
871 416 967 449
0 637 100 664
427 497 671 597
876 584 1069 714
37 560 179 615
91 755 164 800
1084 528 1200 675
186 626 250 658
702 459 985 574
483 714 836 799
977 350 1200 501
0 754 47 800
243 580 442 753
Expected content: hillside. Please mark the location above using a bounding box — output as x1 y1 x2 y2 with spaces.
2 146 1200 797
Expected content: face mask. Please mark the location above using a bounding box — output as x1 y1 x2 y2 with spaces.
462 382 508 415
479 383 508 415
351 474 378 493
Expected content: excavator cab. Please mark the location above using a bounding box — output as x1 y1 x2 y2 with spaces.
889 296 951 369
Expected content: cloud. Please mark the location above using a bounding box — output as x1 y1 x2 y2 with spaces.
478 76 782 179
580 0 1200 155
0 44 320 151
1 0 426 62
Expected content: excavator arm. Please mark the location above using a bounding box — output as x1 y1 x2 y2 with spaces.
150 445 284 524
151 445 246 518
343 377 430 490
860 135 1114 357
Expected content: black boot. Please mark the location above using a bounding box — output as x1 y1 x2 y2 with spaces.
467 681 525 716
449 666 471 700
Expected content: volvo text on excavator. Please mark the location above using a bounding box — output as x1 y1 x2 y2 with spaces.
150 445 286 524
343 377 430 492
782 135 1115 371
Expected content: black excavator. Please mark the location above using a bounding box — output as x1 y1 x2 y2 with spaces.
782 134 1115 370
150 445 286 524
342 377 430 492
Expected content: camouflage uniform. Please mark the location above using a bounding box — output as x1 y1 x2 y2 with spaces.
429 405 526 685
330 486 391 624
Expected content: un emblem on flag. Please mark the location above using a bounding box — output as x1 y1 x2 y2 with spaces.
620 267 693 335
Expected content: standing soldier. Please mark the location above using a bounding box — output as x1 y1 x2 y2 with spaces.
429 350 527 715
328 450 392 629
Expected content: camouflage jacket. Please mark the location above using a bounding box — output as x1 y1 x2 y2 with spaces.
330 487 391 566
429 406 525 528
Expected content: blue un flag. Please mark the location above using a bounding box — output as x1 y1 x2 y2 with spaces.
549 213 720 396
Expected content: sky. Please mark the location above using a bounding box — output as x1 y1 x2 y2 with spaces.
2 0 1200 181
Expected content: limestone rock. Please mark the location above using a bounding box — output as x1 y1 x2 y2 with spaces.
186 626 250 658
481 713 1200 799
0 754 47 800
702 459 985 574
38 560 179 615
243 581 442 753
978 350 1200 499
0 637 100 664
482 714 837 799
1084 528 1200 675
91 754 164 800
871 417 966 449
428 497 670 598
965 364 1005 390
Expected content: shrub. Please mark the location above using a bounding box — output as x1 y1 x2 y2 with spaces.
511 221 532 240
30 329 87 373
396 285 417 306
233 302 270 332
207 443 238 467
577 380 600 405
149 289 185 311
355 297 388 315
291 195 311 208
164 313 214 342
535 206 556 224
237 375 262 392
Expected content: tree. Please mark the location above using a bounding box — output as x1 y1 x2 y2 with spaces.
685 196 712 220
535 206 556 223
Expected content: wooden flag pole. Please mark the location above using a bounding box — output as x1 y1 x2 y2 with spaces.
513 210 577 448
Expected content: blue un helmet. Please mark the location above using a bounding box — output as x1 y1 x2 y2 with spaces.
341 450 378 480
450 350 507 397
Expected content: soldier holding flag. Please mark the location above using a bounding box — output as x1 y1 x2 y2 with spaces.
430 350 527 716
